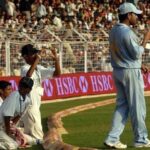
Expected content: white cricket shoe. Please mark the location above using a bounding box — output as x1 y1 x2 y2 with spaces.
104 141 127 149
134 139 150 148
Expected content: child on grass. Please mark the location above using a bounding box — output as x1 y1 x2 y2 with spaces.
0 77 34 149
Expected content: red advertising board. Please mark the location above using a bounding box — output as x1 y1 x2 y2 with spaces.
0 72 150 101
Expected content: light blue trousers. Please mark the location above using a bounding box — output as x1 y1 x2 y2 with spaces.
105 68 148 144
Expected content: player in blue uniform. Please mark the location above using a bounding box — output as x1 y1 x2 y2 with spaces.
104 2 150 149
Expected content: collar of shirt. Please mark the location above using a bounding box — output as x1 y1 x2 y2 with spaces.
116 23 130 28
20 95 26 101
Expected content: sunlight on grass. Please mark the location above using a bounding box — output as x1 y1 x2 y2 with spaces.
21 95 114 150
62 96 150 150
20 96 150 150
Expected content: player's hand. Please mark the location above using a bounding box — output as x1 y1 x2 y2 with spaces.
35 53 41 60
50 48 58 61
141 64 149 74
144 30 150 41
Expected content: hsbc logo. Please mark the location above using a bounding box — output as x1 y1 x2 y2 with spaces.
9 80 18 91
79 76 88 93
43 79 53 96
148 73 150 85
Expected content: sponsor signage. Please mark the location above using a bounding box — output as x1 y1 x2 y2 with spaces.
0 72 150 100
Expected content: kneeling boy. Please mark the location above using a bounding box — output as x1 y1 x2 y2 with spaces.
0 77 33 149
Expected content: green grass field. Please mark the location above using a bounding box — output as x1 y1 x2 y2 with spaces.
62 96 150 149
21 95 150 150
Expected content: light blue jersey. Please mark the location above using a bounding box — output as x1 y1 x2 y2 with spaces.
105 23 149 146
109 23 144 68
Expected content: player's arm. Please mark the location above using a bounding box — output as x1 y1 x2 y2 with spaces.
141 64 149 74
11 115 20 125
26 53 41 77
142 31 150 48
141 31 150 73
4 116 12 136
51 48 61 76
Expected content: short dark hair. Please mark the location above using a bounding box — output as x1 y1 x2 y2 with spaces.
0 81 11 90
19 77 34 89
21 44 39 56
118 13 129 22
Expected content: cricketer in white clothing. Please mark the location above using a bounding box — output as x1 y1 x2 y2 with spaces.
0 77 33 149
20 44 61 142
21 64 55 140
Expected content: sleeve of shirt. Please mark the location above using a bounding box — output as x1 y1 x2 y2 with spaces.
123 31 144 60
2 93 17 117
39 65 55 81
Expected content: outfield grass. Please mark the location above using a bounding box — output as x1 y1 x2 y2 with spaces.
62 96 150 149
21 95 150 149
21 95 114 150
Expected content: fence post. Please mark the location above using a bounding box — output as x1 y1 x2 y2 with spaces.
59 42 63 71
84 42 88 73
72 29 87 73
5 40 11 75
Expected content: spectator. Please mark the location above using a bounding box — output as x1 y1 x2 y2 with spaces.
52 14 63 30
5 0 16 18
36 0 47 20
19 0 34 21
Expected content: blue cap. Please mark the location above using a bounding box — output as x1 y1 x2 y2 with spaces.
119 2 142 15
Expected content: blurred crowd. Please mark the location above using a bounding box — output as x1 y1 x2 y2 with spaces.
0 0 150 76
0 0 149 32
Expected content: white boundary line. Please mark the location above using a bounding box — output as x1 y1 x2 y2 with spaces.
41 93 116 104
41 91 150 104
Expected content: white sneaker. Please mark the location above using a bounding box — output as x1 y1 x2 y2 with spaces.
134 140 150 148
104 141 127 149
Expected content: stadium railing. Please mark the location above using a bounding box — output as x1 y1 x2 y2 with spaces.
0 26 149 76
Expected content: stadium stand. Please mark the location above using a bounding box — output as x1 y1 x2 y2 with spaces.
0 0 149 75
